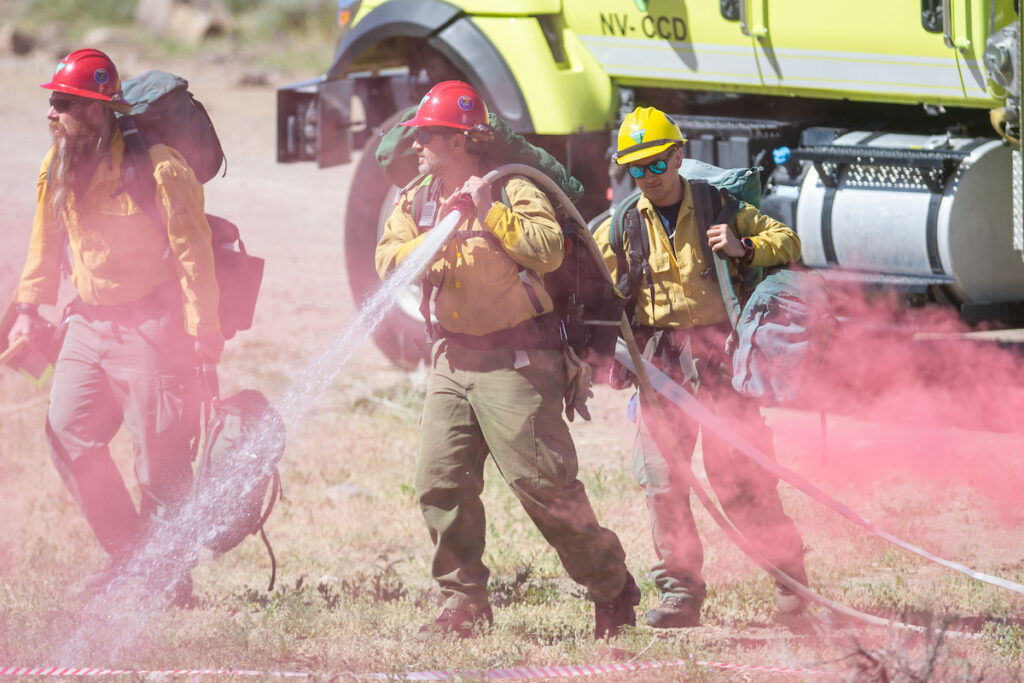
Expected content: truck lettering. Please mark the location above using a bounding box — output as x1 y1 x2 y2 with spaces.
641 15 688 41
599 13 632 36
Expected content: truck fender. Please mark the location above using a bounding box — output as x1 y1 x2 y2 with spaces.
325 0 533 132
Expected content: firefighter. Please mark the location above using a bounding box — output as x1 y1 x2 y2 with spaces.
7 49 222 605
592 106 809 628
375 80 640 639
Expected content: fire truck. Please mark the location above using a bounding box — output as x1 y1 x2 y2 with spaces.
277 0 1023 368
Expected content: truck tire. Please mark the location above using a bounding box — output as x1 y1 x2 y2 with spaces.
343 113 429 370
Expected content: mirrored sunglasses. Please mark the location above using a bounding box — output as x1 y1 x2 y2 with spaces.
627 158 669 179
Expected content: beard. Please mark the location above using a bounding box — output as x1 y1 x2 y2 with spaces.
416 153 438 176
48 114 108 220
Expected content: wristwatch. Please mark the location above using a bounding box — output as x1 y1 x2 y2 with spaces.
740 237 756 264
13 303 39 316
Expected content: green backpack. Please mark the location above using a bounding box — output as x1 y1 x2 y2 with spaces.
375 106 584 202
608 161 763 322
379 111 623 364
610 160 836 407
115 70 263 340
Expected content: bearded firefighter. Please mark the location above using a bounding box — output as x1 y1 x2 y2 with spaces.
7 49 222 606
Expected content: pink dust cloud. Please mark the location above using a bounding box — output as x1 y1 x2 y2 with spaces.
767 285 1024 532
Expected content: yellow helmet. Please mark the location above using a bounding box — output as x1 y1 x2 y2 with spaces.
614 107 687 165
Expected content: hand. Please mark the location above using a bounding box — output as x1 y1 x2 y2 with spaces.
8 312 50 348
608 359 638 391
459 176 492 218
437 190 475 222
706 223 745 258
438 176 493 224
193 333 224 365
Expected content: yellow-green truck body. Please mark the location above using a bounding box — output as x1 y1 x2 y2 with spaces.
277 0 1024 367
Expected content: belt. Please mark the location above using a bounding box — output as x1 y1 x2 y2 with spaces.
71 280 181 323
441 312 563 351
635 322 731 354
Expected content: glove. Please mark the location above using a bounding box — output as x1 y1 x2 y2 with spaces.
608 359 637 391
563 345 594 422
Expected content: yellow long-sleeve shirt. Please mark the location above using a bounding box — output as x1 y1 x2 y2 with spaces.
16 129 220 336
375 175 563 337
593 178 800 329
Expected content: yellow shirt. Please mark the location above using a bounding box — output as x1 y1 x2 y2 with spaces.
375 175 563 336
593 178 800 329
16 130 220 336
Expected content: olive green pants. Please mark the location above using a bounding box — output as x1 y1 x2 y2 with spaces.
630 326 806 605
417 339 629 611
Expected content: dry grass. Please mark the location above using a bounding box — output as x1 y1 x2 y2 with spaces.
1 9 1024 679
3 359 1024 680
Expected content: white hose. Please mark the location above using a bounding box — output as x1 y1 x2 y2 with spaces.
480 163 1003 636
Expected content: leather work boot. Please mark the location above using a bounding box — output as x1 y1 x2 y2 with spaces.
775 582 808 616
417 603 494 640
145 555 197 609
594 573 642 639
646 596 701 628
78 556 133 598
161 572 196 609
775 582 816 633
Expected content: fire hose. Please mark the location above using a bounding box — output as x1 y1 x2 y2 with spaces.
479 163 1021 635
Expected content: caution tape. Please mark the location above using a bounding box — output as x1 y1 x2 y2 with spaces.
0 658 834 678
0 667 306 678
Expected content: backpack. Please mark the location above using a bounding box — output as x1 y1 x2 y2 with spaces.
726 266 836 405
376 106 584 202
193 389 287 590
115 70 263 340
610 161 836 406
385 113 624 364
609 160 764 322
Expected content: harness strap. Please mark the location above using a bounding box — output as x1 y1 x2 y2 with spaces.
414 177 549 322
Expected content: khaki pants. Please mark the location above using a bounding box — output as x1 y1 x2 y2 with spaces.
46 306 198 557
417 339 629 611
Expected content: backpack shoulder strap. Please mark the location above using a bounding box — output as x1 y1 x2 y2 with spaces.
496 178 546 315
607 191 651 324
690 179 741 328
609 191 643 257
410 175 439 227
610 192 646 279
116 115 165 231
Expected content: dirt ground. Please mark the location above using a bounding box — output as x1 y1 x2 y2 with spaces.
0 49 407 390
4 47 1024 676
3 45 1024 578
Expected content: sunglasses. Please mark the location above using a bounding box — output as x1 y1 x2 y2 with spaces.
627 157 670 179
49 96 83 113
414 127 458 145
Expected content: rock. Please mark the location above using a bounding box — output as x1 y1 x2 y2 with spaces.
135 0 174 34
136 0 235 44
324 482 375 501
237 71 270 87
0 23 35 55
80 26 133 50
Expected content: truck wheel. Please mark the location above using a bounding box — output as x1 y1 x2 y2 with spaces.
344 115 429 370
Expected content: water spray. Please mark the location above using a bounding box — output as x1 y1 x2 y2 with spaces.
57 199 469 662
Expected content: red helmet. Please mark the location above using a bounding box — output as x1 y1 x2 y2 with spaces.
401 80 489 130
41 49 127 108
